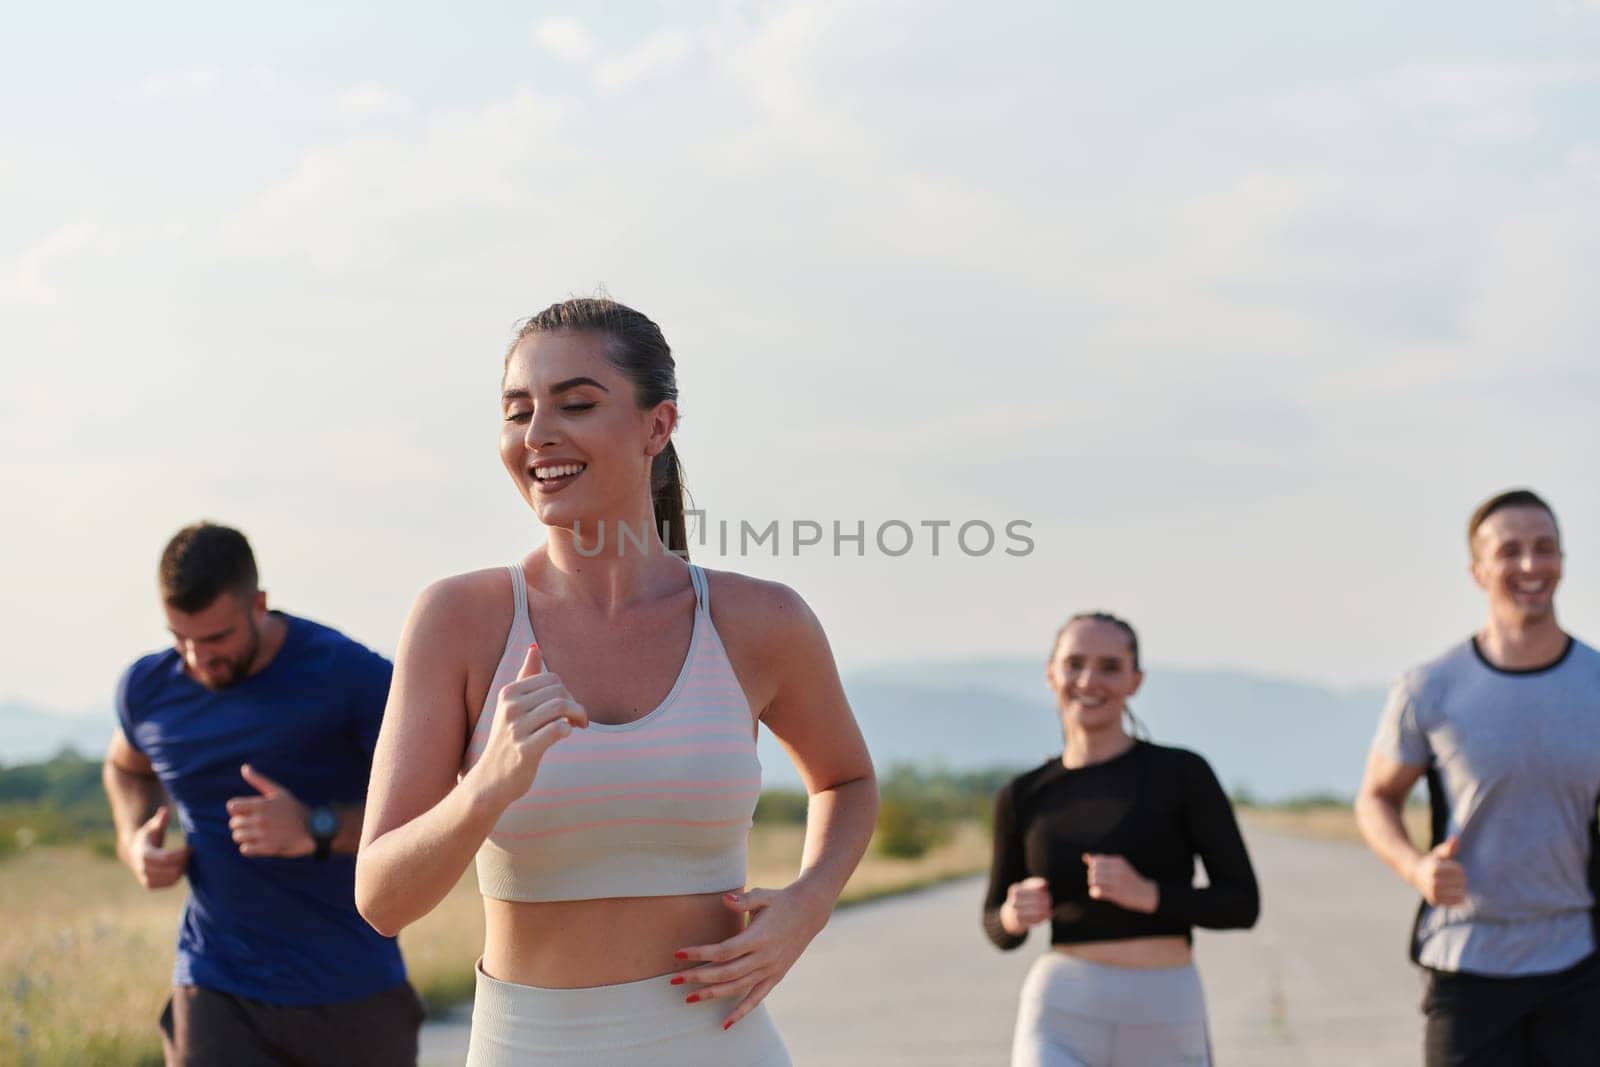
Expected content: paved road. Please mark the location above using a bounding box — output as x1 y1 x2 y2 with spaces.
422 826 1425 1064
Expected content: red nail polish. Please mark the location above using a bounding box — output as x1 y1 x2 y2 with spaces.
670 976 685 985
685 994 700 1004
674 951 688 960
723 1019 734 1031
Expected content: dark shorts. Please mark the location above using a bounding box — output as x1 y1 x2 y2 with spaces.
1423 951 1600 1067
159 981 424 1067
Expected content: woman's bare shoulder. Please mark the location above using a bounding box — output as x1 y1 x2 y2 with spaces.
406 566 516 646
702 567 816 639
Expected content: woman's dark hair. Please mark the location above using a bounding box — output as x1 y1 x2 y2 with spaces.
507 297 689 558
1050 611 1149 740
160 522 259 613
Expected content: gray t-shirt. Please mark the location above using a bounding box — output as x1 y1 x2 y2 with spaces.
1372 636 1600 976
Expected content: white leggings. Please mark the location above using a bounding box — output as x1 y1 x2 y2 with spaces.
1011 953 1212 1067
466 959 791 1066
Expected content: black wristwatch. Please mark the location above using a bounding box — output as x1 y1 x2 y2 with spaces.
306 805 339 862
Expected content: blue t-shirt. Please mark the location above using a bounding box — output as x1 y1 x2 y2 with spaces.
116 612 406 1005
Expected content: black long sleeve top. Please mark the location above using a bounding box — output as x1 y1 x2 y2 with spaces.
982 741 1260 950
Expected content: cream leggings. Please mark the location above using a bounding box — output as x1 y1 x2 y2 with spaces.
1011 953 1212 1067
465 959 791 1066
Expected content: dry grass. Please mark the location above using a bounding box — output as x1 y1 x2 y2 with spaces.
1241 804 1431 844
1 847 176 1066
2 822 991 1064
752 820 991 906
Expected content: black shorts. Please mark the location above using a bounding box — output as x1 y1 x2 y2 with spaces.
1423 951 1600 1067
159 980 424 1067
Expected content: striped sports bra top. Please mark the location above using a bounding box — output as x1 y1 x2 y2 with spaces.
461 563 763 902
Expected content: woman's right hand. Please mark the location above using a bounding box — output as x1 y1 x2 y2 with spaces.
1002 876 1053 934
465 644 588 811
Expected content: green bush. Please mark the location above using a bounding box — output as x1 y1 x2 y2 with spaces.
753 789 809 824
872 795 953 859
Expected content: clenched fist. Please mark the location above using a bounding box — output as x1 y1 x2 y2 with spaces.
1002 876 1054 935
1083 853 1159 914
1410 837 1467 906
463 643 589 813
124 805 190 889
226 765 312 858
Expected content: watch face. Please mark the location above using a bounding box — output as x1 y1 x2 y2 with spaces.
310 808 338 837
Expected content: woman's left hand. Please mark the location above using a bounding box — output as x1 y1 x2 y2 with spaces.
671 885 831 1030
1082 853 1160 914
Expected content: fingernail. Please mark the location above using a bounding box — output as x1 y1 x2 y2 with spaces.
674 951 688 960
529 642 539 651
685 994 701 1004
670 976 685 985
723 1019 735 1031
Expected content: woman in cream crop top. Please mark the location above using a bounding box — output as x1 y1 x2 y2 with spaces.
355 297 878 1060
464 561 763 902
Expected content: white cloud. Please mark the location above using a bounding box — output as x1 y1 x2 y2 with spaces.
0 220 103 305
337 83 414 120
216 91 573 272
717 0 857 151
595 30 693 92
535 16 596 64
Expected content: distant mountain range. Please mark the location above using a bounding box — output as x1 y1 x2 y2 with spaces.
0 702 119 765
3 660 1390 802
756 658 1389 802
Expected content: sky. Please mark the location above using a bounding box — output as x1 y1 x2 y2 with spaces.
4 0 1599 715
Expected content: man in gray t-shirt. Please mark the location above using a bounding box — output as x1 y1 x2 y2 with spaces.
1356 489 1600 1067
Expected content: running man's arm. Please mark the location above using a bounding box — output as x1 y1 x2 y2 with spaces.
1354 751 1428 886
103 729 189 888
1353 677 1464 903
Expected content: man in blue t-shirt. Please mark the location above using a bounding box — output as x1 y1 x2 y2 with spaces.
1355 489 1600 1066
103 522 421 1066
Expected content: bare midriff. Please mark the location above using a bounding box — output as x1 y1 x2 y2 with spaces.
1053 935 1192 968
481 892 745 988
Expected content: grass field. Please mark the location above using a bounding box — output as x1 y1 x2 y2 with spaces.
1241 803 1430 845
1 821 993 1066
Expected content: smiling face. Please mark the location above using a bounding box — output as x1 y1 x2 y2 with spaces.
1470 505 1563 625
1046 617 1144 737
500 329 676 533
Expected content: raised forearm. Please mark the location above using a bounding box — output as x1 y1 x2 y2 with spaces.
355 775 504 937
103 760 164 864
1354 791 1422 887
1356 793 1420 883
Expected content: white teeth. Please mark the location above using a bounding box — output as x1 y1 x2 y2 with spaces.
534 463 585 481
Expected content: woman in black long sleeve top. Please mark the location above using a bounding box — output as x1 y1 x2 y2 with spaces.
983 613 1258 1067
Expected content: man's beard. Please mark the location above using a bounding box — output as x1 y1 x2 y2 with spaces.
203 617 262 690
